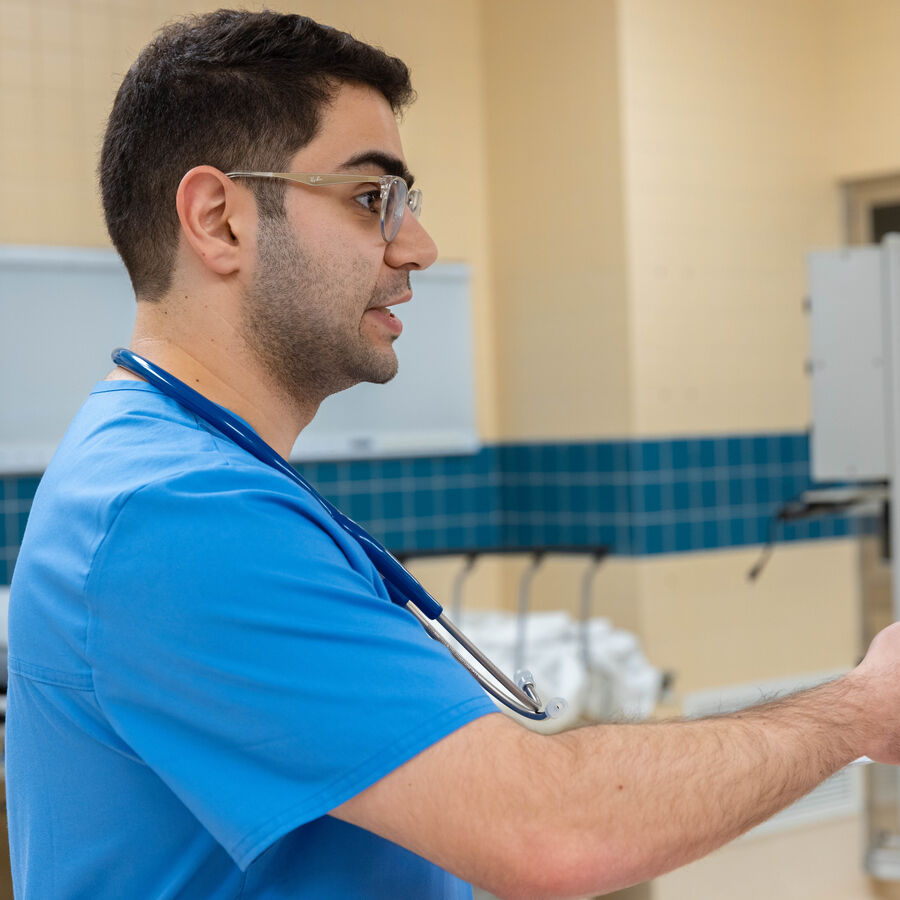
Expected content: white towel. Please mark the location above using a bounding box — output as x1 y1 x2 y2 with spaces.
453 609 663 732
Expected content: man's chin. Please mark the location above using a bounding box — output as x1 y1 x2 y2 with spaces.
366 360 399 385
343 352 399 389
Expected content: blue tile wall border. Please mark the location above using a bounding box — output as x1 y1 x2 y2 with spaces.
0 432 871 585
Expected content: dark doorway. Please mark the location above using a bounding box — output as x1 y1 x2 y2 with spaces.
871 203 900 242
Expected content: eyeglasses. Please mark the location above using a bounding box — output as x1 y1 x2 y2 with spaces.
225 171 423 243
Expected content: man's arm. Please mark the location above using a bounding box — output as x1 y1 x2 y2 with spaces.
333 622 900 899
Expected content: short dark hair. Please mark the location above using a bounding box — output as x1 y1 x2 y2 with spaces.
99 9 414 300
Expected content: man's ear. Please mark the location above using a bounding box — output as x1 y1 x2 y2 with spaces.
175 166 253 276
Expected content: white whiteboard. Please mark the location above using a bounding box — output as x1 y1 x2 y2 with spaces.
0 245 479 472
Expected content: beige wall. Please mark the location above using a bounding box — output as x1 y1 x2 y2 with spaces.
636 541 860 694
618 0 840 437
482 0 633 441
822 0 900 181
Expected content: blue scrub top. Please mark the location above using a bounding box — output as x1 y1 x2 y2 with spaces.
7 382 497 898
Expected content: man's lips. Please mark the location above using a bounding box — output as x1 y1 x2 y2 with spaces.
366 291 412 337
368 291 412 312
365 292 411 336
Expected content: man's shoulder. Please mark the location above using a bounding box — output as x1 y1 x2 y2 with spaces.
49 380 294 498
28 380 334 570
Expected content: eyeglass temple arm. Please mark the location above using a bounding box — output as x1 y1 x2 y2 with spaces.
225 171 386 186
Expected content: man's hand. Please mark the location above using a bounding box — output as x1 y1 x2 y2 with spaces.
845 620 900 765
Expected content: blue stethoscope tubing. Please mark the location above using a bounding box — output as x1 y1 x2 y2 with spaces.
111 348 564 721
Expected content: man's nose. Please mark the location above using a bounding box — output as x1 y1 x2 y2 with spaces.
384 211 439 271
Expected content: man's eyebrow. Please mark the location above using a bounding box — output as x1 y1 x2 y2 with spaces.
338 150 415 188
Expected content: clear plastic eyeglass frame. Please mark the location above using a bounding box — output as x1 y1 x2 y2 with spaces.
226 171 422 243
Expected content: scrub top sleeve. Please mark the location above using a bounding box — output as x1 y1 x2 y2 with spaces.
85 466 497 869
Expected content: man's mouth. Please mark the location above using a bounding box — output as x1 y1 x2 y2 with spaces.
365 292 412 336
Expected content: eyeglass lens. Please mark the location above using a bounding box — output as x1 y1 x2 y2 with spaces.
382 179 424 242
383 178 407 243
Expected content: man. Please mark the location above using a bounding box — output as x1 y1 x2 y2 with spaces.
7 8 900 899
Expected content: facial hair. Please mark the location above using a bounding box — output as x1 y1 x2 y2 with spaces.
240 214 405 406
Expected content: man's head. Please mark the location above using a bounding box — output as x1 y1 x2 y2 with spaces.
99 9 415 301
237 80 436 398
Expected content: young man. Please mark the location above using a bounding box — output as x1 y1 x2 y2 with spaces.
8 9 900 900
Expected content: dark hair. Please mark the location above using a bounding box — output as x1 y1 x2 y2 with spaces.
99 9 414 300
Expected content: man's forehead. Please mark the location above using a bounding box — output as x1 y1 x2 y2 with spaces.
291 83 412 181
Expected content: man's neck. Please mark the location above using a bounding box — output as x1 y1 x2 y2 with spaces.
110 301 320 459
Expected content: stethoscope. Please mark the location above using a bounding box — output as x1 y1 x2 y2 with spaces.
111 348 566 721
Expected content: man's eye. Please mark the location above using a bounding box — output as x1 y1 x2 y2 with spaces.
353 189 382 214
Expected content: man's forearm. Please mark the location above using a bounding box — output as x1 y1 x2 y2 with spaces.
528 676 863 896
335 625 900 900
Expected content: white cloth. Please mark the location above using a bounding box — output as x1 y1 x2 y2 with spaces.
456 609 663 732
